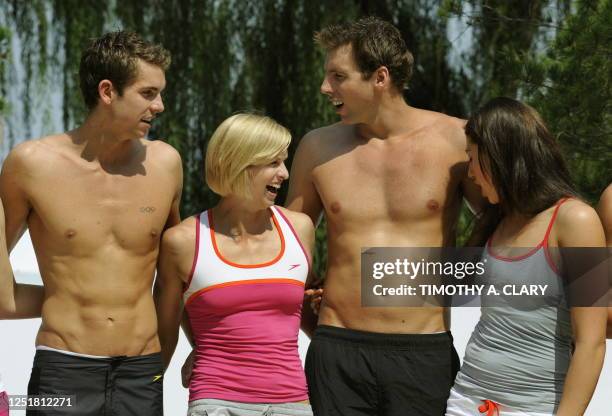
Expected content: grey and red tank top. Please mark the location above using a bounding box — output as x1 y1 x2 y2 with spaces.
453 199 572 413
183 206 310 403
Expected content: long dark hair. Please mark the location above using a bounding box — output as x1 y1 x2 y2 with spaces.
466 97 579 245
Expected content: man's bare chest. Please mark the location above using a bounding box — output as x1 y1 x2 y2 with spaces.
312 144 463 222
25 169 174 251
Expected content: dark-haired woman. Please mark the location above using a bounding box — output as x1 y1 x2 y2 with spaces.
446 97 607 416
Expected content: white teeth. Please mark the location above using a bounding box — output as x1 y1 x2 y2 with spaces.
332 99 343 106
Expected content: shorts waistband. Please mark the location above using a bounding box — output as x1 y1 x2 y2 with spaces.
313 325 454 349
33 349 162 364
37 345 111 359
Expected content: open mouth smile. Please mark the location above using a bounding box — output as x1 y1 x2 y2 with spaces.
266 184 281 195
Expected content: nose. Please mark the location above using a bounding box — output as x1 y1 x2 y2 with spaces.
151 94 165 114
320 76 332 95
279 162 289 180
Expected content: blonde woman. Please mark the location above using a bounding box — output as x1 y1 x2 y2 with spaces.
155 113 315 416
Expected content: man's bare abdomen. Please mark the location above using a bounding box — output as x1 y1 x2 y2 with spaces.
316 222 454 334
32 252 161 356
318 267 450 334
37 298 160 357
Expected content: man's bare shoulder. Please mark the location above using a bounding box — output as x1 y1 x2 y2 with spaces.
142 139 182 167
412 109 466 147
2 134 70 172
411 107 464 125
294 123 355 169
300 123 353 149
161 215 197 254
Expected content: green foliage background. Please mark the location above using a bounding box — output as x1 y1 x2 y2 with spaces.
0 0 610 276
0 24 8 114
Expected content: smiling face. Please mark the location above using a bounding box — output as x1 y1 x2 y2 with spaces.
247 151 290 209
466 141 500 204
108 59 166 140
320 44 376 125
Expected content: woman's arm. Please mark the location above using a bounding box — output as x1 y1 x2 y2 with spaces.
555 201 607 416
278 207 319 338
595 184 612 338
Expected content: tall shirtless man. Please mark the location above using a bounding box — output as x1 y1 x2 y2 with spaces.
286 18 481 416
0 31 182 415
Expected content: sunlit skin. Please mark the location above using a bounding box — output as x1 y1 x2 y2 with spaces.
595 184 612 339
288 44 483 334
0 59 183 357
320 45 378 125
245 151 290 210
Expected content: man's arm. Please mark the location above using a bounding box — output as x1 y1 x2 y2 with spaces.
286 132 324 225
447 116 486 224
162 143 183 230
285 133 325 336
0 144 44 319
461 175 486 218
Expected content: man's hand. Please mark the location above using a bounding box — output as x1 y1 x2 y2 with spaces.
181 349 195 388
305 287 324 315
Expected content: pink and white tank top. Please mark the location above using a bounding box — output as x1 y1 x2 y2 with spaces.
183 206 310 403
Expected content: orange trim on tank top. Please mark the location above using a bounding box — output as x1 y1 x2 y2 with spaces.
486 197 570 263
208 209 286 268
185 278 304 306
478 400 500 416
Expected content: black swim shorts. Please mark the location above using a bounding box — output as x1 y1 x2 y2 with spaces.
305 325 459 416
26 349 163 416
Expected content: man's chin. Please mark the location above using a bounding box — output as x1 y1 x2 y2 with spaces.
133 129 149 140
338 115 355 125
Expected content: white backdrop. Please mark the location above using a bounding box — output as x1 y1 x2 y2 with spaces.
1 232 610 415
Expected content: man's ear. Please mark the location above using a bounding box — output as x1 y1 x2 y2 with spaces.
98 79 115 105
374 66 390 88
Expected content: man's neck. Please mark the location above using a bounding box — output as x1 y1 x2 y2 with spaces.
71 112 138 163
356 94 415 140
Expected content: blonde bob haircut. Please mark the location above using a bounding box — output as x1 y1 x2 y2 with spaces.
205 113 291 199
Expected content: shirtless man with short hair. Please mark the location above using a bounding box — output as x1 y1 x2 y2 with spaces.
0 31 182 416
286 17 481 416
